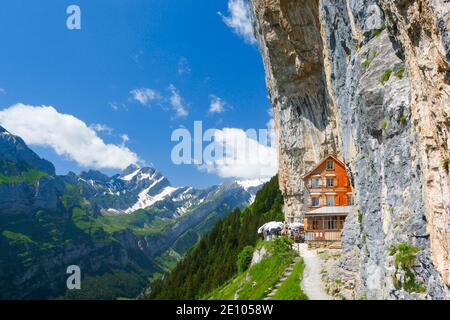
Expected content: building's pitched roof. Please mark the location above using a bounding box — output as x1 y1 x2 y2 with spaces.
302 155 346 179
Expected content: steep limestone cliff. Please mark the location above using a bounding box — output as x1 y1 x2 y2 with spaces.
250 0 449 299
249 0 341 223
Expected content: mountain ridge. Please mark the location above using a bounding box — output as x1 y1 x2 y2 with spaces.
0 125 266 299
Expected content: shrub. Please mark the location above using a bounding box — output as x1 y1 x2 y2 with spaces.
394 243 419 270
380 120 388 130
367 49 377 60
357 211 362 224
390 243 427 293
371 22 386 37
399 114 408 126
388 245 396 256
372 28 383 37
362 59 371 68
395 67 406 79
270 236 293 255
237 245 255 273
361 50 377 69
380 69 393 85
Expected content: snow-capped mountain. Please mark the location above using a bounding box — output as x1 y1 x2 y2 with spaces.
73 164 265 217
235 178 269 191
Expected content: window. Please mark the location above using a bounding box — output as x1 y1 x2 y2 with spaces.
348 196 354 205
326 178 334 187
311 218 323 230
311 197 320 207
324 217 337 230
327 196 335 206
326 160 334 170
337 216 346 229
311 178 320 188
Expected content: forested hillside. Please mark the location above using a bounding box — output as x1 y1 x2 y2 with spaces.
147 176 283 300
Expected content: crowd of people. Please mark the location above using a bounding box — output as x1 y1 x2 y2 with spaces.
258 221 305 243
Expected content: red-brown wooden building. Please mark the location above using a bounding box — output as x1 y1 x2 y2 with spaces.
302 155 354 243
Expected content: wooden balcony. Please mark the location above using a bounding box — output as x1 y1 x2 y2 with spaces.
305 230 342 241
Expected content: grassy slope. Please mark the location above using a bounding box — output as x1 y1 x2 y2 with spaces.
271 260 308 300
206 238 297 300
0 168 48 184
71 207 172 238
0 160 48 185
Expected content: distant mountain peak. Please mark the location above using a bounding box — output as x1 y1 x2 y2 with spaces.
122 164 140 175
120 165 159 183
0 126 55 176
120 165 141 181
79 170 110 183
235 178 269 191
0 126 16 140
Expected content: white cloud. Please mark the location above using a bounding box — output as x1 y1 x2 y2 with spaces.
168 85 188 117
130 88 160 106
132 50 144 64
219 0 256 45
120 134 130 144
108 102 119 111
178 57 191 75
108 101 127 111
90 123 114 135
0 103 139 170
199 124 278 180
208 95 226 114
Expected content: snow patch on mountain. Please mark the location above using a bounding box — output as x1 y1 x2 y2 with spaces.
120 168 140 181
125 185 178 213
236 178 268 191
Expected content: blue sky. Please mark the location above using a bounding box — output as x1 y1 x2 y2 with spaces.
0 0 274 188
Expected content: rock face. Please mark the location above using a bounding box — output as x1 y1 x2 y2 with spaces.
251 246 268 266
0 126 59 214
250 0 340 222
250 0 449 299
0 127 55 176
